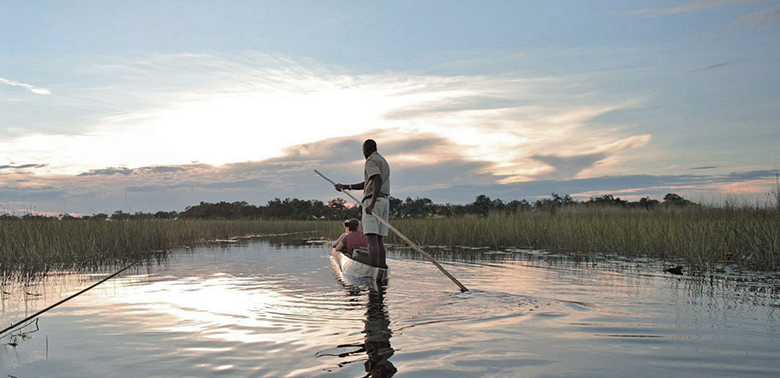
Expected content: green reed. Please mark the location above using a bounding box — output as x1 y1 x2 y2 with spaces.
4 206 778 277
0 219 335 278
386 206 780 272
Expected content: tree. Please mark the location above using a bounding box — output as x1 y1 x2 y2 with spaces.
154 211 178 219
638 197 659 210
469 195 492 216
327 198 348 212
397 197 436 218
111 210 131 221
507 199 532 213
83 213 109 221
388 196 403 217
662 193 691 208
491 198 507 213
585 194 627 207
534 193 568 213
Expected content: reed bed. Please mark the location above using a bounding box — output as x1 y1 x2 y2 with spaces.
386 206 780 272
0 219 334 279
3 206 778 278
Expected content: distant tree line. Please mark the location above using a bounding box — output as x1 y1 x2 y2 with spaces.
0 193 698 222
177 198 360 220
389 192 695 218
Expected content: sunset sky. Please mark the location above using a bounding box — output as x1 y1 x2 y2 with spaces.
1 0 779 216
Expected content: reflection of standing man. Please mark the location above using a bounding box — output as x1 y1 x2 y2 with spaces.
364 286 396 377
335 139 390 268
322 283 396 377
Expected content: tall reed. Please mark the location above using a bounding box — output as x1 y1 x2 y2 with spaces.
385 206 780 272
4 206 778 277
0 219 335 278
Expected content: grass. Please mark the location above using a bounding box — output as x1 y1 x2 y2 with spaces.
386 206 780 273
0 219 337 280
2 205 779 278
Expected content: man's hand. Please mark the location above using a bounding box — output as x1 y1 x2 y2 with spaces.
365 203 374 215
334 183 346 192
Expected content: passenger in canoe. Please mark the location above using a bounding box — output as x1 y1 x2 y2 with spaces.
334 139 390 269
333 218 368 255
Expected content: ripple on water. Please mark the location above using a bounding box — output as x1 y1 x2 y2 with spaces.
3 242 780 378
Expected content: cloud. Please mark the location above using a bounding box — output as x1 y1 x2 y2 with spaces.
383 95 525 120
0 77 52 95
2 52 649 184
530 152 609 181
78 166 191 176
527 135 652 181
422 170 779 204
690 62 734 72
0 132 775 214
731 6 780 27
78 167 135 176
631 0 765 17
0 132 503 213
0 187 65 202
4 51 769 214
0 164 47 170
690 166 719 170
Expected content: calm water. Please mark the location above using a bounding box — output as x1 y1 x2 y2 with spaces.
2 239 779 377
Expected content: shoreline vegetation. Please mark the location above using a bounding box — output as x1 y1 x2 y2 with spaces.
0 220 334 280
1 191 779 278
388 207 779 273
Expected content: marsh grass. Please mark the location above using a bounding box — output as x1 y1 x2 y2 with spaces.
386 206 780 272
3 206 779 278
0 219 336 279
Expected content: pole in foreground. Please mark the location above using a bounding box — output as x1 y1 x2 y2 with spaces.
1 262 137 338
315 170 469 292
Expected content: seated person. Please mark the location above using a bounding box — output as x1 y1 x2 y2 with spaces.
334 218 368 255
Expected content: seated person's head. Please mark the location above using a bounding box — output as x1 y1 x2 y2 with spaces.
343 218 360 232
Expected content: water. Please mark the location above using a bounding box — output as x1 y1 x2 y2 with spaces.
2 239 779 377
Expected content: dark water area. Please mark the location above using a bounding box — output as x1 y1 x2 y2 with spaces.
2 239 779 377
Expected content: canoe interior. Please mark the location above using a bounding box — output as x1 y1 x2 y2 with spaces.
330 248 388 282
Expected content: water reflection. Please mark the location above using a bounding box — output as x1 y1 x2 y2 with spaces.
3 240 780 377
323 270 396 378
392 245 780 308
363 287 396 377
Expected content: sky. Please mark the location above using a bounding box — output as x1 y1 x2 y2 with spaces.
1 0 779 216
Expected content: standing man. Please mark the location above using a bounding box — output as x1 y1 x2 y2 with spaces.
335 139 390 269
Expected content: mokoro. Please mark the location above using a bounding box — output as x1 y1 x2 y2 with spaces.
330 248 388 282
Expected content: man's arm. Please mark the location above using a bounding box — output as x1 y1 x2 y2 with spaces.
335 182 364 192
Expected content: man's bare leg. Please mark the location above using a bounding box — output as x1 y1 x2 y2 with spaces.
377 235 387 269
367 234 388 269
367 233 379 267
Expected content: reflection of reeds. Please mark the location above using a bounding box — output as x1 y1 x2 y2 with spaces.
385 206 780 272
0 219 337 278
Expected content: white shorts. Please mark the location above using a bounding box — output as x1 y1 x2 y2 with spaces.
362 197 389 236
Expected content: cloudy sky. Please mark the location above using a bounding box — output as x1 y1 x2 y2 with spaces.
1 0 779 216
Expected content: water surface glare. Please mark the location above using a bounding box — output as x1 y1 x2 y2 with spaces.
2 240 779 377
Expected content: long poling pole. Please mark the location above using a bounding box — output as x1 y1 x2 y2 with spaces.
1 262 137 338
315 170 469 292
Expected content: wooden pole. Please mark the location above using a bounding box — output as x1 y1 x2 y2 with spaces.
315 170 469 292
1 262 137 338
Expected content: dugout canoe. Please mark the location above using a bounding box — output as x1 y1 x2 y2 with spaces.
330 248 388 282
